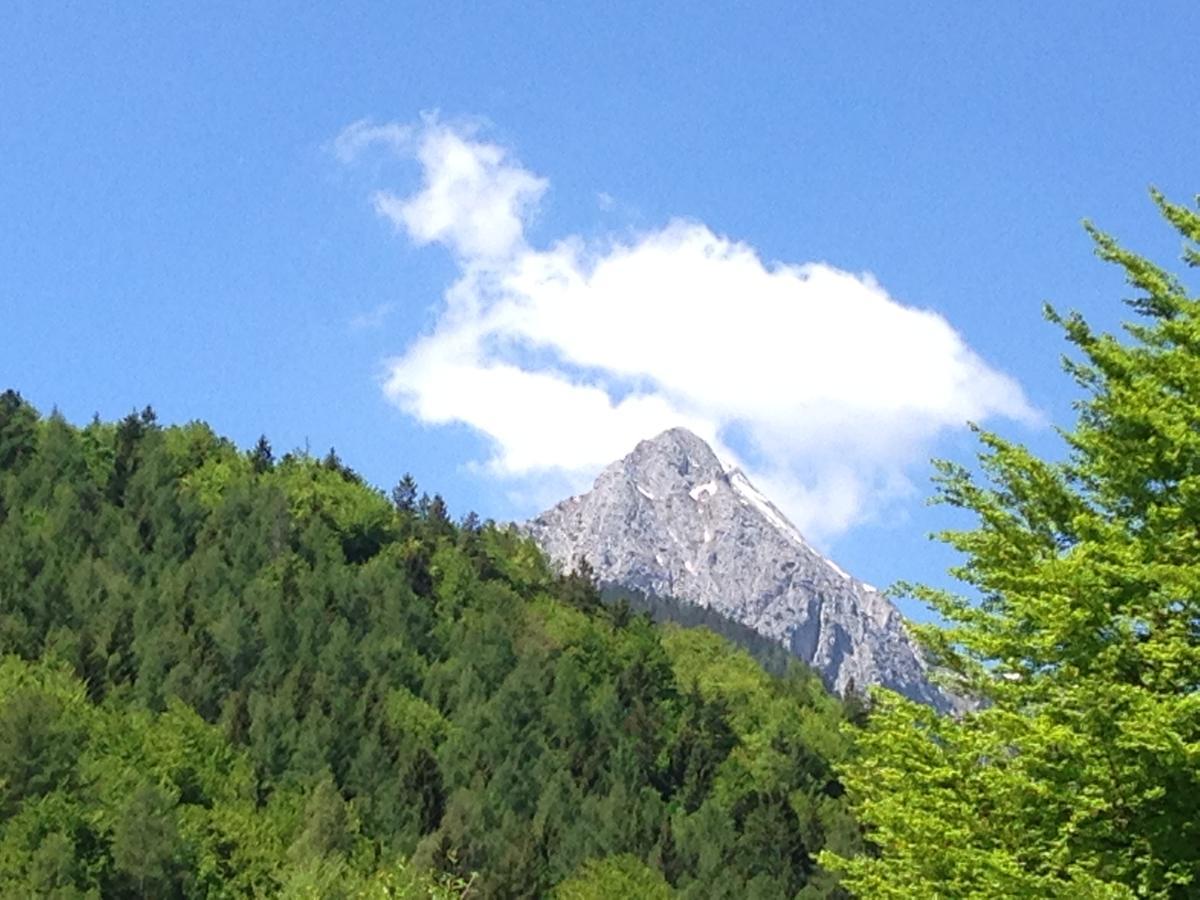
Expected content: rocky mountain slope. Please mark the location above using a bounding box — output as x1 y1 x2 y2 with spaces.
527 428 951 709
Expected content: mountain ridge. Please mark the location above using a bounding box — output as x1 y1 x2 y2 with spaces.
526 427 952 709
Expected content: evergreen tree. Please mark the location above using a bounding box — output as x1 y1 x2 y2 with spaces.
0 389 38 470
427 493 449 524
250 435 274 474
823 192 1200 898
391 473 418 512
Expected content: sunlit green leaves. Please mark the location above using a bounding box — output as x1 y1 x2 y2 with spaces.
825 192 1200 898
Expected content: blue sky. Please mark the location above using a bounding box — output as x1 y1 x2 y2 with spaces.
3 3 1197 617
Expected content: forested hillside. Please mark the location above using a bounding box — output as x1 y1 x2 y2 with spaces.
599 585 801 681
0 393 861 898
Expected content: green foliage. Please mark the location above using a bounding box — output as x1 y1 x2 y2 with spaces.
604 584 799 676
823 192 1200 898
0 389 38 470
554 854 673 899
0 396 861 896
110 780 180 896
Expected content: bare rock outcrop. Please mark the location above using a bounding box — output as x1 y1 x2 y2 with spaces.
527 428 951 709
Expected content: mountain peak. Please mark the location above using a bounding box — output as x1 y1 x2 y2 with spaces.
640 425 713 453
528 430 953 710
598 426 725 493
632 426 722 469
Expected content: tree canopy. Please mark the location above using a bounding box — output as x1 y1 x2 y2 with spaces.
823 192 1200 898
0 396 861 897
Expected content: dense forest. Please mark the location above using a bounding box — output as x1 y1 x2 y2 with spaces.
0 392 861 898
599 585 807 682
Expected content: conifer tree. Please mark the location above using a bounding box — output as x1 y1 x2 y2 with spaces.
0 390 37 470
250 434 274 473
391 472 418 512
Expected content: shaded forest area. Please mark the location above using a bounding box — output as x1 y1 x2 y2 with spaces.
600 585 801 680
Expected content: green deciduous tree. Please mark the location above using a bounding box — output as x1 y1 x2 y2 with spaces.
554 854 673 900
823 192 1200 898
110 780 181 897
0 687 83 815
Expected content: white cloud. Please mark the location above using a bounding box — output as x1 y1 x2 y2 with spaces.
371 120 547 261
332 118 413 162
341 117 1037 541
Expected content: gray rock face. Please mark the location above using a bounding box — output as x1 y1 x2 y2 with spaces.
526 427 950 709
